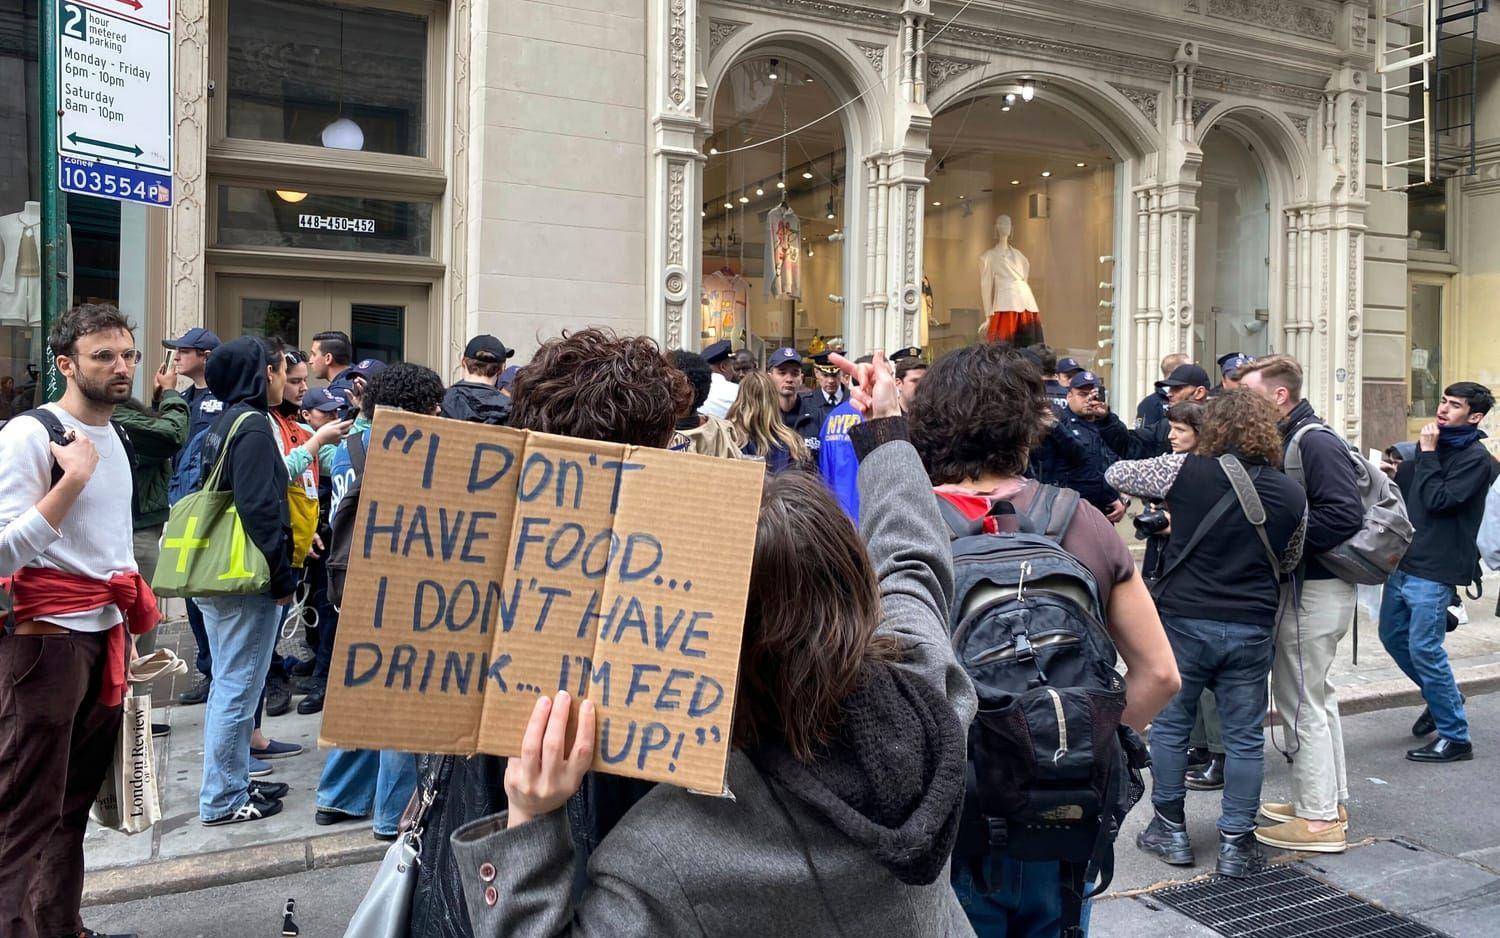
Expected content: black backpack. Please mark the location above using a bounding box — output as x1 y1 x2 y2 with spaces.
938 486 1147 937
325 432 367 607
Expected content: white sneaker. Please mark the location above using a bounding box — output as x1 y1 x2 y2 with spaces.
203 795 283 826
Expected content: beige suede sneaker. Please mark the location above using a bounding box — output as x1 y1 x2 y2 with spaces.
1260 802 1348 824
1254 817 1347 853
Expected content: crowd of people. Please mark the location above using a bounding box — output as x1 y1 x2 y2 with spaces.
0 301 1495 938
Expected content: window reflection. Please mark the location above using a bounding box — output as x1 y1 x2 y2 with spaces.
227 0 428 157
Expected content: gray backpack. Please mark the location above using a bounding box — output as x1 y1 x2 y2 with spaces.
1286 423 1413 584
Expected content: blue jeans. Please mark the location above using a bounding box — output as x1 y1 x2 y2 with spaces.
951 855 1092 937
316 749 419 836
185 598 212 678
1378 570 1469 743
198 593 281 819
1150 616 1275 834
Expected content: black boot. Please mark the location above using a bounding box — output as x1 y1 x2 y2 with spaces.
1216 829 1262 878
264 672 293 717
1185 753 1225 791
1187 746 1210 769
1136 811 1194 866
1412 696 1464 737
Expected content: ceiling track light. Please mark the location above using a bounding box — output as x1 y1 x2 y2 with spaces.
768 58 779 81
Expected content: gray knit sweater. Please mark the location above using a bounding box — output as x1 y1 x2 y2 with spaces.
449 434 978 937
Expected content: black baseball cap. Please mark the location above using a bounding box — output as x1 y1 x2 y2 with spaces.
702 340 732 364
1218 352 1254 376
349 358 389 380
300 388 343 413
464 335 514 362
767 347 803 369
1057 357 1084 375
1069 370 1103 390
162 327 221 351
1156 363 1211 390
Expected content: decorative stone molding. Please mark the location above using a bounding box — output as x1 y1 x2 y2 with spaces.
707 19 745 58
1344 233 1361 433
926 55 982 94
1195 68 1324 107
1348 100 1361 194
1186 0 1201 10
851 40 886 77
903 187 917 287
1109 83 1161 128
666 163 687 268
667 0 690 108
724 0 897 28
937 25 1164 81
1191 97 1217 126
1287 112 1311 139
449 0 472 365
169 0 208 336
1206 0 1336 41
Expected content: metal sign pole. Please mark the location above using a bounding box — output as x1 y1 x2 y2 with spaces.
39 0 68 403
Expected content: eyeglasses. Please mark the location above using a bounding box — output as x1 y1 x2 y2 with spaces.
76 348 144 366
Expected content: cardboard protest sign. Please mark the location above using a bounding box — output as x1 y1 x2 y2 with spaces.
321 409 765 793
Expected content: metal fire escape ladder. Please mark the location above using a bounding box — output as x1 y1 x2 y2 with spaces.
1432 0 1488 178
1377 0 1437 190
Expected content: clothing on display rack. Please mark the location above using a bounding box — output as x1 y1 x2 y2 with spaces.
0 202 73 329
765 205 802 300
985 310 1046 346
702 269 749 342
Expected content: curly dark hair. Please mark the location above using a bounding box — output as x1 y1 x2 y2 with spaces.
909 343 1052 483
1197 389 1285 467
362 362 445 418
509 329 691 447
49 303 135 358
669 350 713 412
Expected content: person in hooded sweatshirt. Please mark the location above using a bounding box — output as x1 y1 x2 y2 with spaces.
440 334 514 425
449 351 978 937
195 336 297 827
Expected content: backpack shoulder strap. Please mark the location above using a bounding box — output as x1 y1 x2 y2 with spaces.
1219 455 1280 572
1025 483 1081 543
111 420 136 470
347 432 368 478
19 408 73 488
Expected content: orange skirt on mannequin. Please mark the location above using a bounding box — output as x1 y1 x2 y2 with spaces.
987 310 1044 347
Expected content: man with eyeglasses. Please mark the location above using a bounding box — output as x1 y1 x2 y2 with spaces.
0 303 159 938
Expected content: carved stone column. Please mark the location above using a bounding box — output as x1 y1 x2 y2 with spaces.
647 0 703 350
168 0 210 336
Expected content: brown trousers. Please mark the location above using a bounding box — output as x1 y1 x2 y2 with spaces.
0 629 121 938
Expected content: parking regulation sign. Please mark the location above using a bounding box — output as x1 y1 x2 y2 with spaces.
55 0 173 207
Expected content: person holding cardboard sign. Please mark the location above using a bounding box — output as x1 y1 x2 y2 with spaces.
447 350 979 937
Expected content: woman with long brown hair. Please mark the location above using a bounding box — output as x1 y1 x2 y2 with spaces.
1106 389 1308 879
727 370 811 473
449 352 978 936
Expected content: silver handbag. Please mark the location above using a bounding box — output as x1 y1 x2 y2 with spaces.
343 783 437 938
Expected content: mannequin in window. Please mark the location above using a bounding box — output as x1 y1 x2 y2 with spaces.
980 214 1043 346
0 202 42 328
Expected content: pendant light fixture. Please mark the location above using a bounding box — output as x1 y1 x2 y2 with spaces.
320 10 365 151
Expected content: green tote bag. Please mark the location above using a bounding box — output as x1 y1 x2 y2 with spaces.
152 411 272 598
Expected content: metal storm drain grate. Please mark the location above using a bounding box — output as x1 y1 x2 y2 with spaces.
1151 864 1449 937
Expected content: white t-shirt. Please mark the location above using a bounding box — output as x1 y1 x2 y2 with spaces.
0 403 136 631
702 372 739 420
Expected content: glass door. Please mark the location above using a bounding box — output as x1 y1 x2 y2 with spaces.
1406 276 1450 438
214 275 430 367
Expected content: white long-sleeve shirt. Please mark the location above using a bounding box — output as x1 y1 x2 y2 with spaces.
701 372 739 420
0 403 136 631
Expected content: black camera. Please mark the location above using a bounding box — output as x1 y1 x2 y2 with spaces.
1133 508 1169 540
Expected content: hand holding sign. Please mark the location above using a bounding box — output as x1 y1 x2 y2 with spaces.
506 692 596 829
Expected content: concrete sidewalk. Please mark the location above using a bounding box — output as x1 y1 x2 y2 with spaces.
83 618 389 906
83 574 1500 905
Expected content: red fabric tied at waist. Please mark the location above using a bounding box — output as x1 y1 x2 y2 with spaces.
1 567 161 707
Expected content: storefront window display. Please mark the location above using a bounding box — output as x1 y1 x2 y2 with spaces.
1195 128 1271 365
703 56 848 361
1 0 42 418
923 94 1119 378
